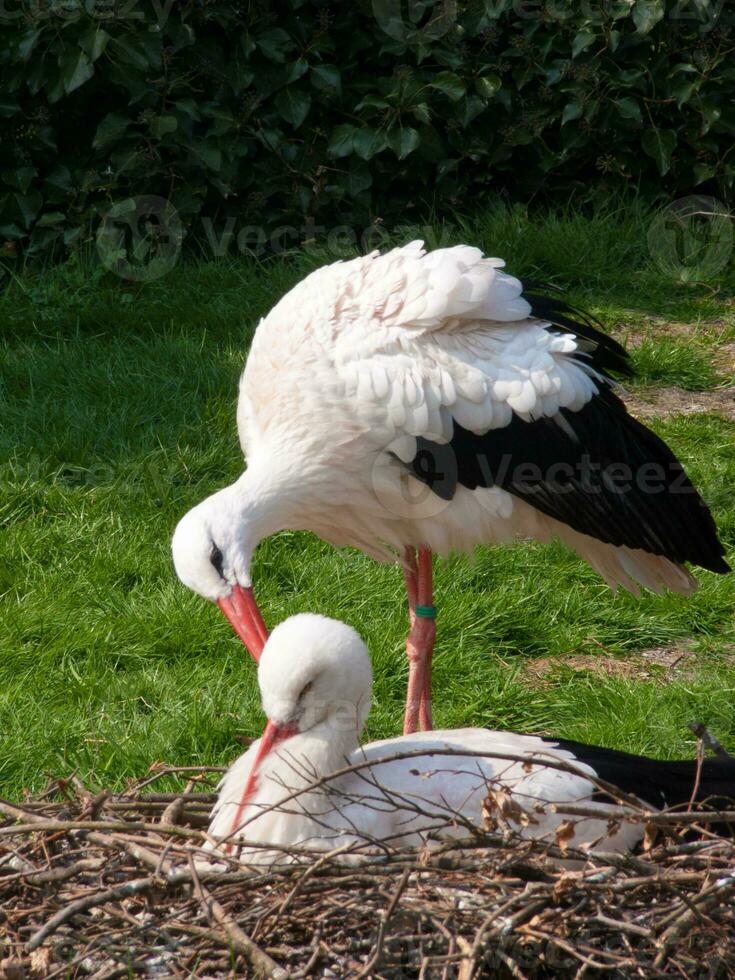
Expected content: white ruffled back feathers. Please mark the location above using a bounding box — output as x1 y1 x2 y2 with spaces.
232 240 696 599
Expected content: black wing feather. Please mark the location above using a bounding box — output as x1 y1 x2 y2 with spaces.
411 385 729 574
551 737 735 818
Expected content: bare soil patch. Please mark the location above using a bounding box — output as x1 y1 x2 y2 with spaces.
524 644 699 685
624 385 735 420
613 316 733 349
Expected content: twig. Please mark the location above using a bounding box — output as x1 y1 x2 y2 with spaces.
160 778 197 826
356 867 411 977
0 815 205 840
188 853 290 979
655 873 735 961
27 874 162 950
688 723 733 760
2 759 734 978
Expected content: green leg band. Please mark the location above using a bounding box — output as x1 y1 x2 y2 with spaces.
415 604 437 619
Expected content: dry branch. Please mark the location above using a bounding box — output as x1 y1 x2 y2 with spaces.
0 764 733 978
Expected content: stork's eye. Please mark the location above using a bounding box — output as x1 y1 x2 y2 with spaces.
298 680 313 701
209 544 225 578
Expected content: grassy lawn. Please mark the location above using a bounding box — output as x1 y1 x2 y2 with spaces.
1 204 734 797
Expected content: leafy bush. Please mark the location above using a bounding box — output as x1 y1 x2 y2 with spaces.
0 0 733 261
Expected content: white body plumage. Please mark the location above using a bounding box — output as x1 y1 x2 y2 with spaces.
207 615 647 865
174 241 722 604
209 728 644 865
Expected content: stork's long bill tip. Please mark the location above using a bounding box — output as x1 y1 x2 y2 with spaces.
224 717 299 848
217 584 269 661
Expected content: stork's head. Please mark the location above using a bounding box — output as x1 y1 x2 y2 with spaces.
212 614 373 846
258 613 373 737
171 481 268 658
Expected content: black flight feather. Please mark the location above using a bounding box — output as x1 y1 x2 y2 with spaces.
409 385 729 575
550 737 735 825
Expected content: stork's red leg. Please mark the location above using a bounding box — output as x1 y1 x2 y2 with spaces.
403 546 435 735
403 546 418 627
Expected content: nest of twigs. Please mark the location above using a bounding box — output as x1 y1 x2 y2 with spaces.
1 764 735 979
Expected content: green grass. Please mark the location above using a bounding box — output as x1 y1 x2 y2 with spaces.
1 203 734 796
631 338 723 390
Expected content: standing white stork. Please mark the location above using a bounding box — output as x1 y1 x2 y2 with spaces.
207 614 735 864
172 241 729 733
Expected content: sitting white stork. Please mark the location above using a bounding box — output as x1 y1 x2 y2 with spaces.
207 614 735 865
172 242 729 733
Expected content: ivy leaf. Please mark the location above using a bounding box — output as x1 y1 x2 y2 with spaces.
27 226 62 254
632 0 664 35
0 223 24 239
345 160 372 196
257 28 292 63
14 190 42 229
204 106 235 136
328 124 357 158
562 102 583 125
475 75 501 101
150 115 178 138
311 64 341 96
355 95 390 112
2 167 36 193
411 102 431 124
461 95 486 127
36 211 66 227
175 99 202 121
642 128 677 175
700 104 720 136
437 158 459 180
429 72 464 102
18 29 41 61
46 71 66 105
672 77 699 107
353 127 388 160
60 50 94 94
618 68 645 84
46 166 72 194
80 27 109 62
275 88 311 129
615 97 642 122
388 126 420 160
692 162 715 184
286 58 309 84
93 113 130 149
572 30 596 58
109 37 150 71
190 143 222 172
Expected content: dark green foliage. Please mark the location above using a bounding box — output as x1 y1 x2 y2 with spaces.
0 0 733 260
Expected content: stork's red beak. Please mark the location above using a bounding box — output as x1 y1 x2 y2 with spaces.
224 717 298 848
217 584 269 662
